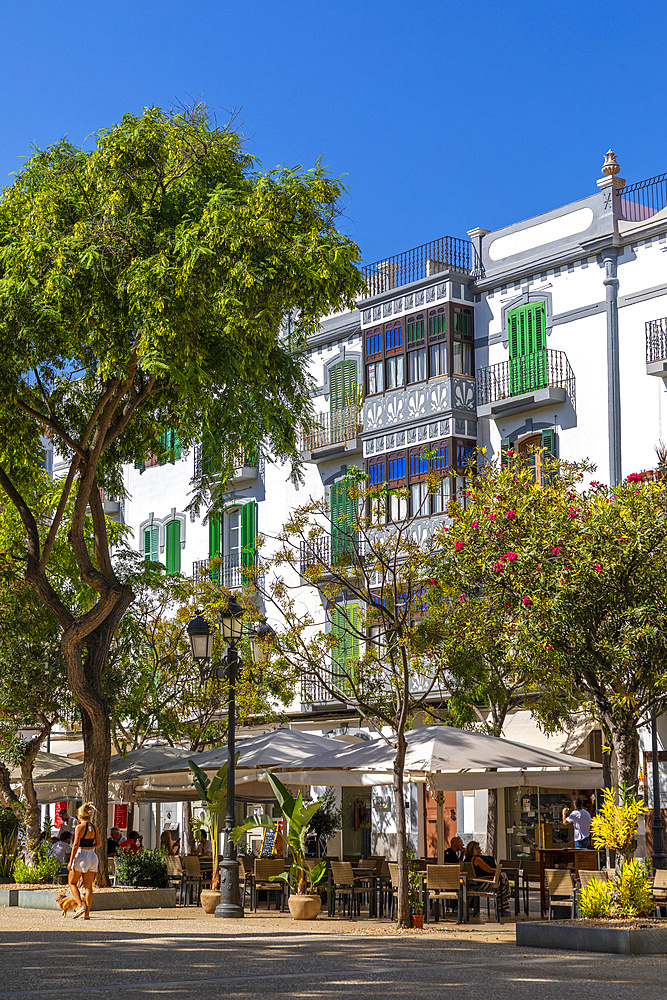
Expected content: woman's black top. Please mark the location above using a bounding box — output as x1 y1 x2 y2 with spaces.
79 822 97 848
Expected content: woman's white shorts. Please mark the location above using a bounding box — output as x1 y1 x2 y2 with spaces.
72 848 99 873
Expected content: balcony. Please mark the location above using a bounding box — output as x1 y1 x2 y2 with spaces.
194 447 259 486
301 670 353 708
299 534 367 579
646 317 667 376
476 349 576 419
300 405 362 461
360 236 481 298
192 554 264 589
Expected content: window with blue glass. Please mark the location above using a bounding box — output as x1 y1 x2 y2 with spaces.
387 453 406 482
456 441 475 469
369 459 385 485
385 321 403 355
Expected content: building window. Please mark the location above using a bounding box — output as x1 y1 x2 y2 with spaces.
165 519 181 574
510 428 556 486
507 301 547 394
386 355 404 390
453 340 473 376
144 525 159 563
408 347 427 384
366 360 384 396
158 429 181 465
411 480 430 517
430 341 447 378
453 306 474 376
385 320 403 355
329 359 358 412
330 481 357 560
331 603 359 693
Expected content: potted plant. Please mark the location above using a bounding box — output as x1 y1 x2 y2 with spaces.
408 864 424 929
232 772 327 920
188 758 233 914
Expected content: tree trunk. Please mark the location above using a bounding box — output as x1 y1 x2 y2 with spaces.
486 787 498 858
394 730 410 929
612 713 640 795
0 762 19 808
20 737 44 866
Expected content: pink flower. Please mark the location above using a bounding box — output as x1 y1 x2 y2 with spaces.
595 565 602 573
626 472 645 483
489 513 497 520
522 596 533 608
428 578 438 584
506 510 516 519
507 449 514 457
471 520 479 528
493 562 504 574
547 645 552 650
552 547 561 555
618 536 626 543
455 540 465 551
568 508 578 518
506 552 518 562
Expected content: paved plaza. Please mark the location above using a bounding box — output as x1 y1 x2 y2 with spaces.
0 908 663 999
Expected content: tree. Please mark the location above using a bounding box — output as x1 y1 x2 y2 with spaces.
429 450 667 794
260 469 446 928
0 103 364 876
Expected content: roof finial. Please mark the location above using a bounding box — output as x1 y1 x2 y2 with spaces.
601 150 620 177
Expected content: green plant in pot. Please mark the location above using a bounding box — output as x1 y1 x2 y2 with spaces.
188 758 234 909
407 860 424 928
232 771 327 919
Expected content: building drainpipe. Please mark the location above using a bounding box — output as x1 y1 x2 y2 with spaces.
602 246 622 486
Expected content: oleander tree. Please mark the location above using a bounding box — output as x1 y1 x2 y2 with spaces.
427 449 667 796
259 468 448 928
0 103 363 878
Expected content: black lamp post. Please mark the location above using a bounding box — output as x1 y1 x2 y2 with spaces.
188 599 255 919
650 707 666 869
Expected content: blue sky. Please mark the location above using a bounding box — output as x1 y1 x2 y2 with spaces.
2 1 666 264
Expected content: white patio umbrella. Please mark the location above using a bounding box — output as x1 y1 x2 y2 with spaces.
271 724 604 862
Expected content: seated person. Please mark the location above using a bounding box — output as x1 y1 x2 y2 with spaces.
464 841 511 917
443 836 464 864
195 830 213 857
107 827 122 857
48 830 72 862
119 830 142 853
160 830 179 856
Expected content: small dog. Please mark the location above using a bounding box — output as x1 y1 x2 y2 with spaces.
56 893 79 917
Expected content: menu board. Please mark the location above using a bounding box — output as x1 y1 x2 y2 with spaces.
260 827 276 857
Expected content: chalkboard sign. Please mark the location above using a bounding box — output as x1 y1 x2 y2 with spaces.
260 827 276 857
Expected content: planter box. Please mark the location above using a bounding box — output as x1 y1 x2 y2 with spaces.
5 888 176 911
516 921 667 955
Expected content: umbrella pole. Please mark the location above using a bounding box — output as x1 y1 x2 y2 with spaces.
536 786 541 849
436 790 444 864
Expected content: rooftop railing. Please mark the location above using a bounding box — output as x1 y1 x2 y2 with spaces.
476 349 576 409
646 317 667 363
361 236 480 298
301 404 362 453
619 172 667 223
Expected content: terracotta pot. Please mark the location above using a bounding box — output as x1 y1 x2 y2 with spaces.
288 894 322 920
200 889 221 914
411 913 424 929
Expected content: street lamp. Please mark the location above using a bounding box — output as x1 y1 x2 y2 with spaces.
650 707 666 869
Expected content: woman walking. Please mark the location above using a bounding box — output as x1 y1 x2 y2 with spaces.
67 803 101 919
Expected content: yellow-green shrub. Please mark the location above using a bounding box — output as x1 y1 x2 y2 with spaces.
578 877 614 919
614 859 653 918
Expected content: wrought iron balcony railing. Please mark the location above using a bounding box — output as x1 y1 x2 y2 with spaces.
619 172 667 223
301 405 362 454
301 670 354 705
193 554 263 589
646 317 667 364
361 236 480 298
299 534 367 576
476 349 575 409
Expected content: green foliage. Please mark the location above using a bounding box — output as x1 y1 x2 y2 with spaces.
591 786 647 865
12 841 61 884
407 851 423 914
232 772 326 894
113 848 168 888
306 787 341 853
188 757 236 885
614 858 654 918
578 877 614 918
0 808 20 879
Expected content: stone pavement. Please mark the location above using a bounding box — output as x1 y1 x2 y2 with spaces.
0 906 663 998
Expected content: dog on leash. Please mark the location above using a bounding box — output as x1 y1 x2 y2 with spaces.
56 893 79 917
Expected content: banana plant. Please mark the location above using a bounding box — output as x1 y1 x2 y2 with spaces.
231 771 327 894
188 754 238 889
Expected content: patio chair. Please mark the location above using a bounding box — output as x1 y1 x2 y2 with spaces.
239 855 254 910
499 860 521 916
424 865 463 924
466 865 503 922
252 858 286 911
386 862 399 920
181 855 203 906
521 860 544 917
578 869 608 889
329 861 367 918
652 868 667 916
545 868 577 920
166 855 184 903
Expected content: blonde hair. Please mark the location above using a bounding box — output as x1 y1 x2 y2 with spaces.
77 802 96 822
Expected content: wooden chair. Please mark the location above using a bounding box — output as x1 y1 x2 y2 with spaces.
424 865 464 924
521 860 544 917
181 855 203 906
652 868 667 916
252 858 286 911
578 869 608 889
500 860 521 916
466 865 503 922
545 868 577 920
386 862 399 920
329 861 367 918
239 855 254 910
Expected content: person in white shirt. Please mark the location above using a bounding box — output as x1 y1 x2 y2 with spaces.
49 831 72 861
196 830 213 857
562 797 592 848
58 808 78 836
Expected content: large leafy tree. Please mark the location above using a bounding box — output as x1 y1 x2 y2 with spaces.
429 451 667 794
0 104 363 875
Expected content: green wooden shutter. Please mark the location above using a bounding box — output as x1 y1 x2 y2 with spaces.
331 604 359 694
134 458 145 471
172 431 181 462
165 520 181 574
241 501 257 580
508 302 546 394
541 428 557 484
508 311 520 395
208 515 221 582
501 437 511 470
144 525 158 563
330 481 357 562
329 360 358 412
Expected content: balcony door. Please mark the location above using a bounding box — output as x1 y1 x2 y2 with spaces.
508 302 546 394
330 480 357 562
